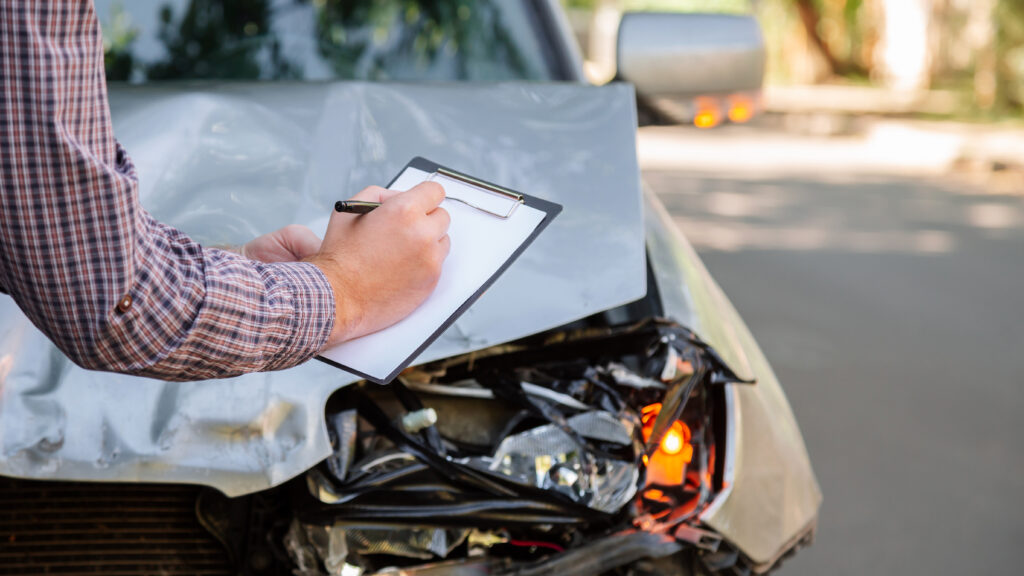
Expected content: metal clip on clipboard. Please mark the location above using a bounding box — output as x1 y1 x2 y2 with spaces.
430 168 525 219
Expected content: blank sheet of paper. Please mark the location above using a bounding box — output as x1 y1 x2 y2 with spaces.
318 166 548 383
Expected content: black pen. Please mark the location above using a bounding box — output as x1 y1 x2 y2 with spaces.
335 200 381 214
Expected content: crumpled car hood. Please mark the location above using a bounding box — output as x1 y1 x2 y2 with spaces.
0 82 645 496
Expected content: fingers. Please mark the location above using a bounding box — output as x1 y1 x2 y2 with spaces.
427 206 450 240
348 182 444 212
429 234 451 274
397 181 446 213
339 183 449 245
280 224 322 259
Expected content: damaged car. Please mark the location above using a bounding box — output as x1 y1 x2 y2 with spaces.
0 1 820 575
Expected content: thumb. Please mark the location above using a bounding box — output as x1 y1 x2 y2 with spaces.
278 225 322 260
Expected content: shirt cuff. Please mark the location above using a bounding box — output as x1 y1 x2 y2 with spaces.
259 261 335 371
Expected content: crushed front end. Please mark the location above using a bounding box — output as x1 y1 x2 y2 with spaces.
195 318 792 576
0 84 818 575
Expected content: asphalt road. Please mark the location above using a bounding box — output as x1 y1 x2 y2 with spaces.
642 126 1024 575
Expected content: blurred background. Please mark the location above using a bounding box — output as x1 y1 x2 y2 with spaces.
566 1 1024 575
568 0 1024 118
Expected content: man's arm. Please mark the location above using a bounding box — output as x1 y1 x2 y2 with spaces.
0 1 334 380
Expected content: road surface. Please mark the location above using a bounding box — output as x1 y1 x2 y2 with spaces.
641 124 1024 575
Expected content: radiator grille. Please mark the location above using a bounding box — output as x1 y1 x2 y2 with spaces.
0 477 233 576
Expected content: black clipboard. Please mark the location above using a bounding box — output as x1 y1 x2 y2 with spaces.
317 157 563 384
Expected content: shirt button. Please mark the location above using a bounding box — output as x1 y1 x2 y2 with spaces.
115 294 133 314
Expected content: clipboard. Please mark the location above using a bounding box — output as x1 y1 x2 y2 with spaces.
317 157 563 384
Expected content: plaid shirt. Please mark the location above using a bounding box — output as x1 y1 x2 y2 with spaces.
0 1 335 381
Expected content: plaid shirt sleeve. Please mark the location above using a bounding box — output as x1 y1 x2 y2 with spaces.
0 1 335 381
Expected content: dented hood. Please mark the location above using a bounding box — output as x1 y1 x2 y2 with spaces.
0 83 646 495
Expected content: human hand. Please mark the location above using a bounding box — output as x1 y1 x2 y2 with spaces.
242 225 322 263
308 182 451 347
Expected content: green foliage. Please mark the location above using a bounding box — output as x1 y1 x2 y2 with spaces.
561 0 750 13
102 2 139 81
147 0 299 80
100 0 542 83
620 0 750 13
756 0 1024 115
313 0 535 80
996 0 1024 109
562 0 598 8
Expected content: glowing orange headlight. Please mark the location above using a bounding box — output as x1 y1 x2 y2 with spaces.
641 404 693 462
641 404 694 486
660 422 686 456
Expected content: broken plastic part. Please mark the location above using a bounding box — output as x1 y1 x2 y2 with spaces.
327 410 359 482
404 379 591 411
467 529 510 552
605 362 667 390
284 518 326 576
402 408 438 434
565 411 634 446
645 351 704 457
674 524 722 552
323 526 352 576
463 411 639 514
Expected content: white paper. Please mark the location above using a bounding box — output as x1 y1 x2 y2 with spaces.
319 167 547 381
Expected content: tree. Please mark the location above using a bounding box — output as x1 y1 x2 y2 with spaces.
792 0 865 77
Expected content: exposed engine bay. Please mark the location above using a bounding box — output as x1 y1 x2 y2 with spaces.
194 319 756 576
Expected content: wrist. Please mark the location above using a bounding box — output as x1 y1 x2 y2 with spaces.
307 255 361 347
212 244 245 257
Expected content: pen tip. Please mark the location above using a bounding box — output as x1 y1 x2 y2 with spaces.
334 201 344 211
